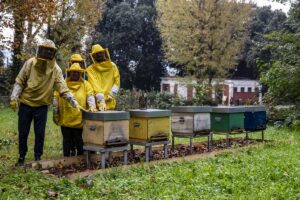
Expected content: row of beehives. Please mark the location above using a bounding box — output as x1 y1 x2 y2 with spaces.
81 106 267 147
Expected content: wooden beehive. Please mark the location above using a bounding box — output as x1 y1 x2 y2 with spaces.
129 109 171 142
82 111 129 147
244 106 267 131
171 106 212 135
211 106 245 132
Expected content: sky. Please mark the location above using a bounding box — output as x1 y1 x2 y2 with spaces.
252 0 291 13
0 1 292 66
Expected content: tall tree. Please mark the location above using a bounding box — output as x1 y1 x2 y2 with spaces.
156 0 253 84
0 0 105 83
1 1 57 83
232 6 287 79
258 2 300 105
0 51 10 95
91 0 165 90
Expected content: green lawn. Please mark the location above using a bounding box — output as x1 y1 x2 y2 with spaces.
0 108 300 199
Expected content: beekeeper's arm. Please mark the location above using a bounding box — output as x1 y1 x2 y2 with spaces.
52 91 60 125
10 59 31 111
85 81 97 112
108 64 120 99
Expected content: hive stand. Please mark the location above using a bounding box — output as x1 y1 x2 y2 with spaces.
245 129 265 142
84 145 129 169
129 140 169 162
212 129 245 147
172 132 212 153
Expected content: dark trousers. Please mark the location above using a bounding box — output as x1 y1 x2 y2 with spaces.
61 126 83 157
18 103 48 158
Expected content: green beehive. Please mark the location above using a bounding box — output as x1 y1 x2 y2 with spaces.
211 106 245 132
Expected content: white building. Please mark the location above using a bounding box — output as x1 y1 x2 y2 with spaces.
160 77 262 104
160 77 197 101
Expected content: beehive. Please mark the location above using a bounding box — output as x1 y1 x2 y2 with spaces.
171 106 212 135
129 109 171 142
82 111 129 147
244 106 267 131
211 106 245 132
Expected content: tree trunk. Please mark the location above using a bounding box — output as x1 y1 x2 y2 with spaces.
11 9 25 84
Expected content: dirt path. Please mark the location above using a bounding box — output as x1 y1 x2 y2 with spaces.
67 142 264 180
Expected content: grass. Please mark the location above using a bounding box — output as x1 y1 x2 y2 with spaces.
0 108 300 199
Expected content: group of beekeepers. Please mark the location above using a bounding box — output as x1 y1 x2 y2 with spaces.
10 39 120 166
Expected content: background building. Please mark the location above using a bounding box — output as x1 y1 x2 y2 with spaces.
160 77 262 105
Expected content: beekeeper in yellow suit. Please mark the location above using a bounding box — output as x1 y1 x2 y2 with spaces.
69 53 86 69
10 39 81 166
53 63 97 156
86 44 120 111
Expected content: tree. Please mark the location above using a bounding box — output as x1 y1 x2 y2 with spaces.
232 6 287 79
1 1 58 84
156 0 253 84
258 2 300 105
0 51 10 95
91 0 166 90
45 0 105 70
0 0 105 83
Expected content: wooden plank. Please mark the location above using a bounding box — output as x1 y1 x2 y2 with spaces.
129 117 148 140
82 120 104 146
104 120 129 143
194 113 211 131
148 117 170 139
172 113 194 133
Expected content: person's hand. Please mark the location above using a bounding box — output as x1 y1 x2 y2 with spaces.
71 100 81 112
89 107 98 112
10 99 18 112
106 94 113 101
97 102 106 111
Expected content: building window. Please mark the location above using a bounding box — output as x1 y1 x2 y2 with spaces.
248 87 252 92
162 84 170 92
241 87 245 92
233 87 237 93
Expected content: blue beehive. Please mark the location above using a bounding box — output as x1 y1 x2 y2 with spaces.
244 106 267 131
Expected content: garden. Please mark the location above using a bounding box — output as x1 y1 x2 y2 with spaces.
0 107 300 199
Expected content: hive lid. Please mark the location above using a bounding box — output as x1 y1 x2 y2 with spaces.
211 106 245 113
244 106 268 112
129 109 171 118
83 111 130 121
171 106 212 113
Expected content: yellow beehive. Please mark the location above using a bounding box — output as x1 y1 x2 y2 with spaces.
129 109 171 142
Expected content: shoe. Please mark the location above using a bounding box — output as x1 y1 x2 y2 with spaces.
15 157 25 166
34 156 41 161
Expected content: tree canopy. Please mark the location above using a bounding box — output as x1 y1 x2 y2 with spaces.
0 0 105 83
156 0 253 84
258 2 300 105
233 6 287 79
92 0 165 90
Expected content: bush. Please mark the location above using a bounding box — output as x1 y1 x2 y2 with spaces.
267 105 300 130
115 89 218 110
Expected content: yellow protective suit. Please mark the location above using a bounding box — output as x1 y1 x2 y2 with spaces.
10 39 76 107
69 54 86 69
86 44 120 110
15 57 70 107
54 63 94 128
